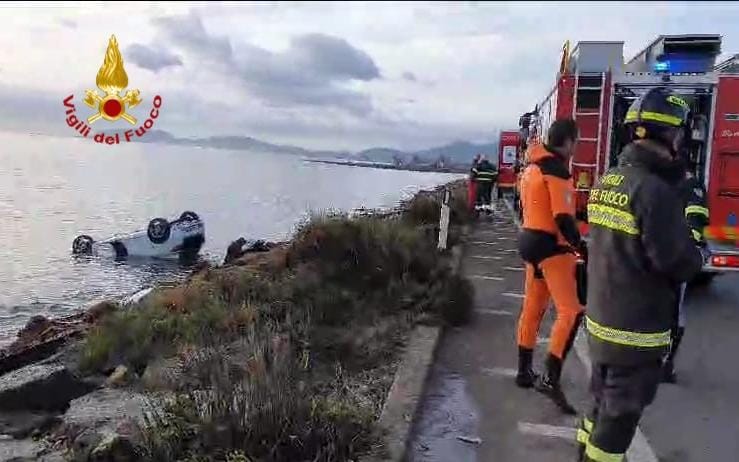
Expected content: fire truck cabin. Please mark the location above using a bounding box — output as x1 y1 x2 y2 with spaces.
519 34 739 273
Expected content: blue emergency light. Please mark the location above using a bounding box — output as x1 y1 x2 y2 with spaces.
654 53 712 74
654 61 670 72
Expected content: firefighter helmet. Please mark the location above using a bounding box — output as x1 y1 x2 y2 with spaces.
624 88 691 154
624 87 691 130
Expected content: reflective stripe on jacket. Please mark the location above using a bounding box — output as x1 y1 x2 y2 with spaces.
472 160 498 182
586 143 703 365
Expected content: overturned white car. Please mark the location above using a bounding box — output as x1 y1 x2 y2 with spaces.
72 211 205 260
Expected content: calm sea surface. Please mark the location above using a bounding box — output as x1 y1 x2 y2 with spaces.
0 131 462 346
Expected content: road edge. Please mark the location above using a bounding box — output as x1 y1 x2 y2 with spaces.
370 227 468 461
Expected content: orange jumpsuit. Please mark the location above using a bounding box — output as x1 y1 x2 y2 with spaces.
516 144 583 360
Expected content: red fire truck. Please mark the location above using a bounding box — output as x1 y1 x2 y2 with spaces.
497 130 521 196
517 35 739 276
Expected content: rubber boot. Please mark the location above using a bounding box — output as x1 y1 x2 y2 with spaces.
535 354 577 415
662 327 684 384
515 347 538 388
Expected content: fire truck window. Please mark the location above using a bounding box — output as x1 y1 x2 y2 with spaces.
608 96 633 167
579 75 603 88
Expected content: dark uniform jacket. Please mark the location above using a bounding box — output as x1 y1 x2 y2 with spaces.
586 143 703 365
678 175 710 246
472 160 498 183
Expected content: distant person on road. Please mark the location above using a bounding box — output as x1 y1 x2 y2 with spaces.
471 155 497 214
662 160 710 383
515 119 585 415
577 88 705 462
468 154 482 212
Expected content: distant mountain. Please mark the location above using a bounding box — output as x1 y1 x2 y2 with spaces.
413 140 498 165
124 129 497 168
354 140 498 167
140 130 350 158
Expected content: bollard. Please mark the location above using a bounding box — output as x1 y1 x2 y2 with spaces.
438 188 451 250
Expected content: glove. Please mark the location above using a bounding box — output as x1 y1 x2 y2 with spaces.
698 246 711 265
576 240 588 260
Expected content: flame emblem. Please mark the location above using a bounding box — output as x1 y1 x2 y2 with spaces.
84 35 141 125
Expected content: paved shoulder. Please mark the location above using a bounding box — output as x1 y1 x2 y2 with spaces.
639 273 739 461
408 208 589 462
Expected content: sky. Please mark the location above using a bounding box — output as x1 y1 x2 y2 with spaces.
1 1 738 152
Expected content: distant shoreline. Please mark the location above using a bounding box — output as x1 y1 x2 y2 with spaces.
305 157 469 174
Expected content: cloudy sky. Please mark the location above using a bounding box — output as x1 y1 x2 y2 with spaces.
1 1 738 151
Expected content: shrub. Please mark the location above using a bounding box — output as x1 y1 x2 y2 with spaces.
287 215 439 293
81 295 256 373
404 193 441 226
140 322 377 462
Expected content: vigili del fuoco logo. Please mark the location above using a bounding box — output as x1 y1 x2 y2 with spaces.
62 35 162 144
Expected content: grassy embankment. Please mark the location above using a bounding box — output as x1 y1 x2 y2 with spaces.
79 180 473 461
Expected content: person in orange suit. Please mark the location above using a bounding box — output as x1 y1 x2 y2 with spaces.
515 119 586 415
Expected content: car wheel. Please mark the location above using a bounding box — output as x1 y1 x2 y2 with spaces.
72 235 94 255
179 211 200 222
147 218 171 244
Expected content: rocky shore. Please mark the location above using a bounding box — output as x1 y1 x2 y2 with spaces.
0 180 473 462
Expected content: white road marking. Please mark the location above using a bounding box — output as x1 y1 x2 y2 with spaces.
518 422 576 441
470 255 503 260
504 249 518 253
470 241 502 246
477 309 513 316
536 337 549 344
504 200 659 462
469 275 504 281
483 367 517 378
503 266 525 272
497 236 513 240
502 292 525 299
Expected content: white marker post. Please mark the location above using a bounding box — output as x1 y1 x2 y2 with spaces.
438 188 451 250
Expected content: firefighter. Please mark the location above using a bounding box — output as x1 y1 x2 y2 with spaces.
577 88 706 462
662 161 710 383
472 155 498 214
468 154 483 212
515 119 585 415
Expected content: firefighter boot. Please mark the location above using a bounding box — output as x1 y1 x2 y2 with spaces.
535 354 577 415
662 327 685 384
515 347 538 388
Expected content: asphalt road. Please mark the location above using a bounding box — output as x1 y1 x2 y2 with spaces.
640 271 739 461
408 202 739 462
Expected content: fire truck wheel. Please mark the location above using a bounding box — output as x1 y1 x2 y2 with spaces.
147 218 171 244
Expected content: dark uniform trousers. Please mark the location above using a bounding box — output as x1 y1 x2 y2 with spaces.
476 181 492 206
577 361 663 461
